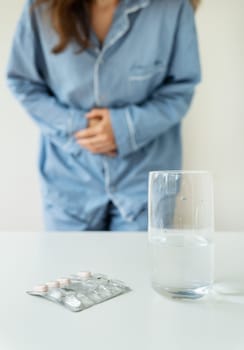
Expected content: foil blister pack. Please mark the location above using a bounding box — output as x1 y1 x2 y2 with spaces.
26 271 131 312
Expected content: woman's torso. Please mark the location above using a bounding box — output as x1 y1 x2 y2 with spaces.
34 0 186 220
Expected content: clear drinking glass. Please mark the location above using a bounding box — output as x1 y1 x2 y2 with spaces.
148 171 215 299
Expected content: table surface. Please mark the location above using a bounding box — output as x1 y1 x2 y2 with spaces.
0 232 244 350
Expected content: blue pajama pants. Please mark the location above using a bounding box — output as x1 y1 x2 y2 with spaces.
43 200 148 232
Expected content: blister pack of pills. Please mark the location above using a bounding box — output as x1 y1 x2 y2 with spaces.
26 271 131 312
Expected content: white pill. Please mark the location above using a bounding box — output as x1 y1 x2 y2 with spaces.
47 281 60 289
57 278 71 287
33 284 48 293
77 271 92 279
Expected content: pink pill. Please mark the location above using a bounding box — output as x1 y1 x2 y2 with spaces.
57 278 71 287
47 281 60 289
77 271 92 279
33 284 48 293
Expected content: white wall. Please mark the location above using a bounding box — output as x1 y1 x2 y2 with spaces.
183 0 244 231
0 0 243 231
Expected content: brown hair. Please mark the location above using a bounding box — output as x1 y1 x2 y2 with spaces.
32 0 201 54
190 0 201 11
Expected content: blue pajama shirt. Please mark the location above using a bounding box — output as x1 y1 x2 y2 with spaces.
6 0 201 231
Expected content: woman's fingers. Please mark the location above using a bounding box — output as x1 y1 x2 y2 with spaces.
74 108 116 155
85 109 105 118
74 119 104 139
88 116 101 127
74 127 98 139
77 137 116 153
77 134 107 145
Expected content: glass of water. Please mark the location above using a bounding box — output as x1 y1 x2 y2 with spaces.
148 171 214 299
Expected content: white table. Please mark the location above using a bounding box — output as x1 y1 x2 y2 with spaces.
0 232 244 350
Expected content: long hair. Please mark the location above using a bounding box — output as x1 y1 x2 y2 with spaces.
32 0 201 54
190 0 201 11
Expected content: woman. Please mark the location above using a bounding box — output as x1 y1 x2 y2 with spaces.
6 0 201 231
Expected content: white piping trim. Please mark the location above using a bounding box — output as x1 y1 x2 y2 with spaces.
102 158 111 193
102 0 150 54
126 108 138 152
93 55 104 106
103 22 129 53
93 0 150 106
126 2 150 14
129 69 165 81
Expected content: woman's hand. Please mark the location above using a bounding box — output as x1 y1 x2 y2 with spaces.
74 108 117 156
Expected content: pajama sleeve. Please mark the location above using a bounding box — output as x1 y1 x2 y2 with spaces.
109 0 201 157
6 0 87 155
